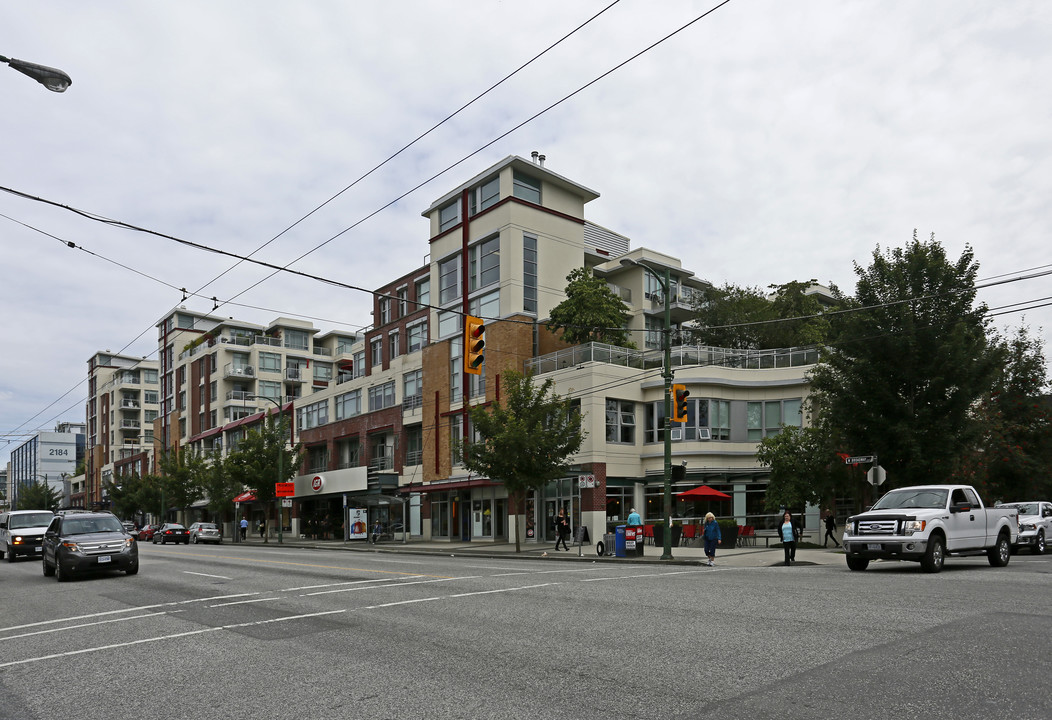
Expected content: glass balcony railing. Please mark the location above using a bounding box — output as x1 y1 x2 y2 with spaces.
525 342 820 375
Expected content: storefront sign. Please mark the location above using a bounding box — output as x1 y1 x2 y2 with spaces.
275 482 295 497
311 475 325 492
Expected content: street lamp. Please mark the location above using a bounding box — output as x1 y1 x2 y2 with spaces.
621 257 675 560
249 395 288 545
1 55 72 92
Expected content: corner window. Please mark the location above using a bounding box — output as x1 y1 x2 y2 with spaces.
439 255 460 305
523 234 537 313
513 171 541 204
439 201 460 232
469 236 500 291
605 399 635 444
469 177 500 216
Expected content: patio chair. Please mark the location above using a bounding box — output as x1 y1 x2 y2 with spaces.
681 523 697 546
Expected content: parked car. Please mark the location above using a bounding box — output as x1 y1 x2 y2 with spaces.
0 510 56 562
41 511 138 581
188 522 222 544
153 523 190 544
137 524 159 542
122 521 137 535
998 501 1052 554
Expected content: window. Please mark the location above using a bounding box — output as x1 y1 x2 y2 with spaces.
337 437 360 468
307 445 329 473
513 170 541 204
335 389 362 420
523 234 537 313
397 286 408 317
469 177 500 216
389 330 401 359
405 426 423 466
469 290 499 321
143 369 159 384
284 329 309 351
144 390 159 404
439 254 460 304
353 351 365 378
297 400 329 430
403 369 423 405
379 297 391 326
438 310 460 340
439 201 459 232
450 416 464 467
370 338 383 368
259 352 281 373
415 276 430 309
335 336 356 355
144 409 158 422
606 399 635 444
407 321 426 353
313 362 333 383
368 381 396 411
258 380 281 401
747 399 802 441
469 236 500 291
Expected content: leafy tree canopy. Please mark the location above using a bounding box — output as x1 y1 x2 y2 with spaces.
17 479 61 512
462 370 585 551
546 267 635 348
224 415 303 539
810 233 1003 489
689 280 834 349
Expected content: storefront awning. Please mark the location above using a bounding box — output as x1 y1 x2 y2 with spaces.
232 491 257 503
403 478 499 494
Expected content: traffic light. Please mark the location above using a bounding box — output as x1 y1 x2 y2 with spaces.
671 383 689 422
465 315 485 374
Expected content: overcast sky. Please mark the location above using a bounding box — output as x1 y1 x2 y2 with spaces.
3 1 1051 468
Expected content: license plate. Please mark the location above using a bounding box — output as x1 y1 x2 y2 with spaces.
866 543 882 551
35 547 42 553
97 555 111 563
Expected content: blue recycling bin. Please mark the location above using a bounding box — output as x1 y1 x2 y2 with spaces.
615 525 627 557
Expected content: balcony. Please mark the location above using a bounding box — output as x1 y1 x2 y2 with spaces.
119 399 141 409
368 456 393 472
525 341 820 375
254 335 281 348
119 420 141 430
312 346 332 357
405 449 423 466
122 439 140 447
285 367 304 383
226 390 254 402
224 363 256 379
403 394 423 412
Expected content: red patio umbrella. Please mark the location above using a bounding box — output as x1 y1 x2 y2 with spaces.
676 484 731 500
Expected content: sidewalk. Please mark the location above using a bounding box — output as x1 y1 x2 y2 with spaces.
230 534 846 568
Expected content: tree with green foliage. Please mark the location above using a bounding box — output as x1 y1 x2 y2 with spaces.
958 326 1052 501
103 473 155 521
810 233 1003 489
756 417 860 513
688 280 833 350
546 267 635 348
461 370 585 552
224 414 302 542
17 479 61 511
154 447 208 519
200 449 243 526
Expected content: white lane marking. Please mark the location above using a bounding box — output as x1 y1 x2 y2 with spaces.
0 609 346 669
208 597 282 608
0 612 178 641
183 571 232 579
361 597 441 609
301 576 468 597
448 583 555 597
580 570 698 582
281 577 408 592
0 593 259 634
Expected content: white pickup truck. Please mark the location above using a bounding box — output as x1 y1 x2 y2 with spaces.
842 484 1018 573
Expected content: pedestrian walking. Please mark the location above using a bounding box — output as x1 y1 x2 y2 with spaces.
824 510 841 548
239 516 248 541
627 508 642 526
701 512 722 566
554 508 570 551
258 519 265 539
780 510 801 566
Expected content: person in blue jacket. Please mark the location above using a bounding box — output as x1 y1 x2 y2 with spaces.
780 510 802 566
627 508 642 526
702 512 722 566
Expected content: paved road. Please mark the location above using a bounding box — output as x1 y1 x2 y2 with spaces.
0 542 1048 719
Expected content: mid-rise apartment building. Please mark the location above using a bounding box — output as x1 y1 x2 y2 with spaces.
8 422 85 509
149 154 815 542
85 352 160 508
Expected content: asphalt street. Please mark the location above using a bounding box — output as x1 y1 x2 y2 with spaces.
0 539 1048 720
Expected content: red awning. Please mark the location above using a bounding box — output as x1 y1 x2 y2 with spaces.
232 491 257 503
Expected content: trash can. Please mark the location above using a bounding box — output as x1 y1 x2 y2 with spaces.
614 525 627 557
600 533 616 556
627 525 644 557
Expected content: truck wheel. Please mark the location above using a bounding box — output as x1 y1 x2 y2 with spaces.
1034 531 1046 555
988 532 1011 567
846 555 869 571
921 534 944 573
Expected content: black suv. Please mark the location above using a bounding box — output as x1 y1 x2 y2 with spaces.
42 512 139 581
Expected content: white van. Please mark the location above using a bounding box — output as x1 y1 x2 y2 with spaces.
0 510 57 562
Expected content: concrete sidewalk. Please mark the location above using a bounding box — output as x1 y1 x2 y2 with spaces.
230 534 846 568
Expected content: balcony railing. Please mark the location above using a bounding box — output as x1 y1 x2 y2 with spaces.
119 420 141 429
403 394 423 411
119 399 141 409
312 346 332 356
525 342 820 375
285 368 304 382
254 335 281 347
405 449 423 466
224 363 256 379
369 457 393 472
226 390 254 402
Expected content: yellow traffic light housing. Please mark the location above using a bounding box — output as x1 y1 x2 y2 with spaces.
465 315 485 375
671 383 689 422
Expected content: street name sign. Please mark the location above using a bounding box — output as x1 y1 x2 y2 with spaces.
844 455 875 465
